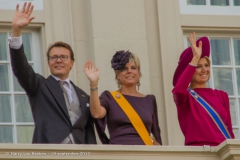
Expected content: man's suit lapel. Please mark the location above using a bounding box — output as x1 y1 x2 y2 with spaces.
45 76 71 125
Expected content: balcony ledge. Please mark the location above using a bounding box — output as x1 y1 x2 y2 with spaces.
0 139 239 160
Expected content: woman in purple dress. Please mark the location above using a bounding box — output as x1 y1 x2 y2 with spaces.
83 51 161 145
172 32 234 146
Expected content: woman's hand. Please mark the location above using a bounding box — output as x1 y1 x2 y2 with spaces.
188 32 202 65
153 141 161 145
83 60 100 87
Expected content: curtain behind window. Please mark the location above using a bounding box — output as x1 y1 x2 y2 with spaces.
187 0 206 5
211 0 229 5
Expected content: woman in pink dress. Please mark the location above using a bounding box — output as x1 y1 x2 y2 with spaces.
172 32 234 146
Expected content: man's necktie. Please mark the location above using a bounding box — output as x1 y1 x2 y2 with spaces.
59 80 70 109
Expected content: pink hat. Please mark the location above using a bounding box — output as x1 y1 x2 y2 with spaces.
172 36 210 86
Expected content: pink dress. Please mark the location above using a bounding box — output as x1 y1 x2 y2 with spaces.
172 65 235 146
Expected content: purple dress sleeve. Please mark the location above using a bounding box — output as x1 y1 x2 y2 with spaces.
150 95 162 144
94 91 111 144
94 117 109 144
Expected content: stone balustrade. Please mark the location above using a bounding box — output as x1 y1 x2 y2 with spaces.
0 139 239 160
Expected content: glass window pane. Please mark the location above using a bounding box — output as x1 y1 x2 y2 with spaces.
230 99 237 126
15 95 33 122
206 81 210 88
187 0 206 5
233 39 240 65
211 0 229 6
236 70 240 94
0 64 9 91
17 126 34 143
234 0 240 5
233 128 239 138
22 33 32 61
211 39 231 65
0 126 13 143
213 68 233 95
0 33 7 61
0 95 12 122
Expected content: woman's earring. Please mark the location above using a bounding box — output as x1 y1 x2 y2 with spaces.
118 79 122 88
137 81 140 91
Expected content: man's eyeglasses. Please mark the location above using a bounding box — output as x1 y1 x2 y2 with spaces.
48 55 69 61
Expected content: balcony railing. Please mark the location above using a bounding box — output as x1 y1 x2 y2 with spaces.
0 139 239 160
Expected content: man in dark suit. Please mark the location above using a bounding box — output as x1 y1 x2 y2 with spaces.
9 2 96 144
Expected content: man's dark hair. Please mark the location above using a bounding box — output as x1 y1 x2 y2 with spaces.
46 41 75 61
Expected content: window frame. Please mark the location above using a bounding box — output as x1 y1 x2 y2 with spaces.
0 29 42 143
179 0 240 15
0 0 43 10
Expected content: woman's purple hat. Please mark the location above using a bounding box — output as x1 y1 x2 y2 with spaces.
172 36 210 86
111 50 131 70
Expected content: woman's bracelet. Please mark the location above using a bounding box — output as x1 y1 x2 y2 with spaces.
90 87 98 91
189 63 197 67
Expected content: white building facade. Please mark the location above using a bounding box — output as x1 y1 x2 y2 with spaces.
0 0 240 147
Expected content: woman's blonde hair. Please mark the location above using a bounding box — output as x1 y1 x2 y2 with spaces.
114 53 142 86
204 56 211 67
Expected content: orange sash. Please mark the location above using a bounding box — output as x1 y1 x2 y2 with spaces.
110 91 153 145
